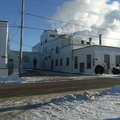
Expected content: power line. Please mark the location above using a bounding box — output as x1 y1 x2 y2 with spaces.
73 33 120 41
10 39 32 48
24 26 46 31
10 28 20 39
1 21 120 42
26 12 120 34
0 12 20 16
0 25 46 31
25 0 46 11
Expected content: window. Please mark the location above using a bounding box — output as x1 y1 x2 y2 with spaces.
56 59 58 66
74 56 78 69
87 55 91 69
66 57 69 66
116 55 120 67
56 46 59 54
104 54 110 68
50 34 55 37
45 39 47 43
60 58 62 66
81 40 84 44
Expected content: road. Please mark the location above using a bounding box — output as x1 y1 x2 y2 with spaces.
0 77 120 98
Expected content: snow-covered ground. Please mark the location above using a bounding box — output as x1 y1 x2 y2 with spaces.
0 71 120 84
0 73 120 120
0 76 26 84
12 86 120 120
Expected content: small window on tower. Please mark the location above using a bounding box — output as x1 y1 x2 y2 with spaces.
50 34 55 37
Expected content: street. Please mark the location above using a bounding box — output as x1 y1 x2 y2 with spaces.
0 77 120 98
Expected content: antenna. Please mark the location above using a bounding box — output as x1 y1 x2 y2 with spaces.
19 0 24 77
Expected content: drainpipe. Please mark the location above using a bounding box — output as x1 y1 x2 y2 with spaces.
99 34 102 45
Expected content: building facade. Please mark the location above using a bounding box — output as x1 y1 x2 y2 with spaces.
32 30 120 74
8 51 41 74
0 20 9 76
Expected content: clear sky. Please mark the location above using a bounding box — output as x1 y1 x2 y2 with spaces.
0 0 120 51
0 0 65 51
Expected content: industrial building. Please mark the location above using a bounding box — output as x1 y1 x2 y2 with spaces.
1 19 120 76
32 30 120 74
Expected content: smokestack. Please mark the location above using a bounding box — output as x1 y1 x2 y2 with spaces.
99 34 102 45
89 37 92 46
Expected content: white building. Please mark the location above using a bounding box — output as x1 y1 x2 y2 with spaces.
8 51 41 74
32 30 120 74
0 20 9 76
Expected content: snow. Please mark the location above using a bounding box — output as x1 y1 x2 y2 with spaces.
0 76 26 84
0 73 120 120
101 85 120 94
0 72 120 84
13 86 120 120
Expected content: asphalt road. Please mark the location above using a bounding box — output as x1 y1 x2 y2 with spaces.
0 77 120 98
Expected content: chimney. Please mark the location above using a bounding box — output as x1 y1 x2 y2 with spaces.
99 34 102 45
89 37 92 46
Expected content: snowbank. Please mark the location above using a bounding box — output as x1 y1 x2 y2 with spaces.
0 76 26 84
51 91 96 104
101 85 120 94
13 85 120 120
0 73 120 84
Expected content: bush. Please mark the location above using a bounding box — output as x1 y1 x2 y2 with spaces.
94 65 104 74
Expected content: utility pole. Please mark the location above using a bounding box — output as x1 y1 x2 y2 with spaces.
19 0 24 77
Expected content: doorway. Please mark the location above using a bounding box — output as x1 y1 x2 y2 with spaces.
8 59 14 75
80 62 85 73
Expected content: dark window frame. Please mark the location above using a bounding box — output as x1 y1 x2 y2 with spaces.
104 54 110 69
87 54 91 69
74 56 78 69
56 46 59 54
55 59 58 66
116 55 120 67
60 58 62 66
49 34 55 37
66 57 69 66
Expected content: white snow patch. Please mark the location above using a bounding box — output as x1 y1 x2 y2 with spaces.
101 85 120 94
0 71 120 84
13 85 120 120
0 73 120 120
0 76 26 84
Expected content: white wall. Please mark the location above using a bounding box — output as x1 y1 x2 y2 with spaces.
73 45 120 74
94 46 120 73
73 46 95 74
41 30 57 43
32 30 120 74
59 45 73 72
32 42 40 52
0 20 8 76
22 52 41 69
8 51 19 74
9 51 41 75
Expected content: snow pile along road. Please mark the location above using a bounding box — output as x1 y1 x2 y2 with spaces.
14 86 120 120
101 85 120 94
0 76 26 84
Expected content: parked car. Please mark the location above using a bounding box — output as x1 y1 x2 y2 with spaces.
112 67 120 74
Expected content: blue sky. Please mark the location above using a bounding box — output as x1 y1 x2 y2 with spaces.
0 0 120 51
0 0 65 51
